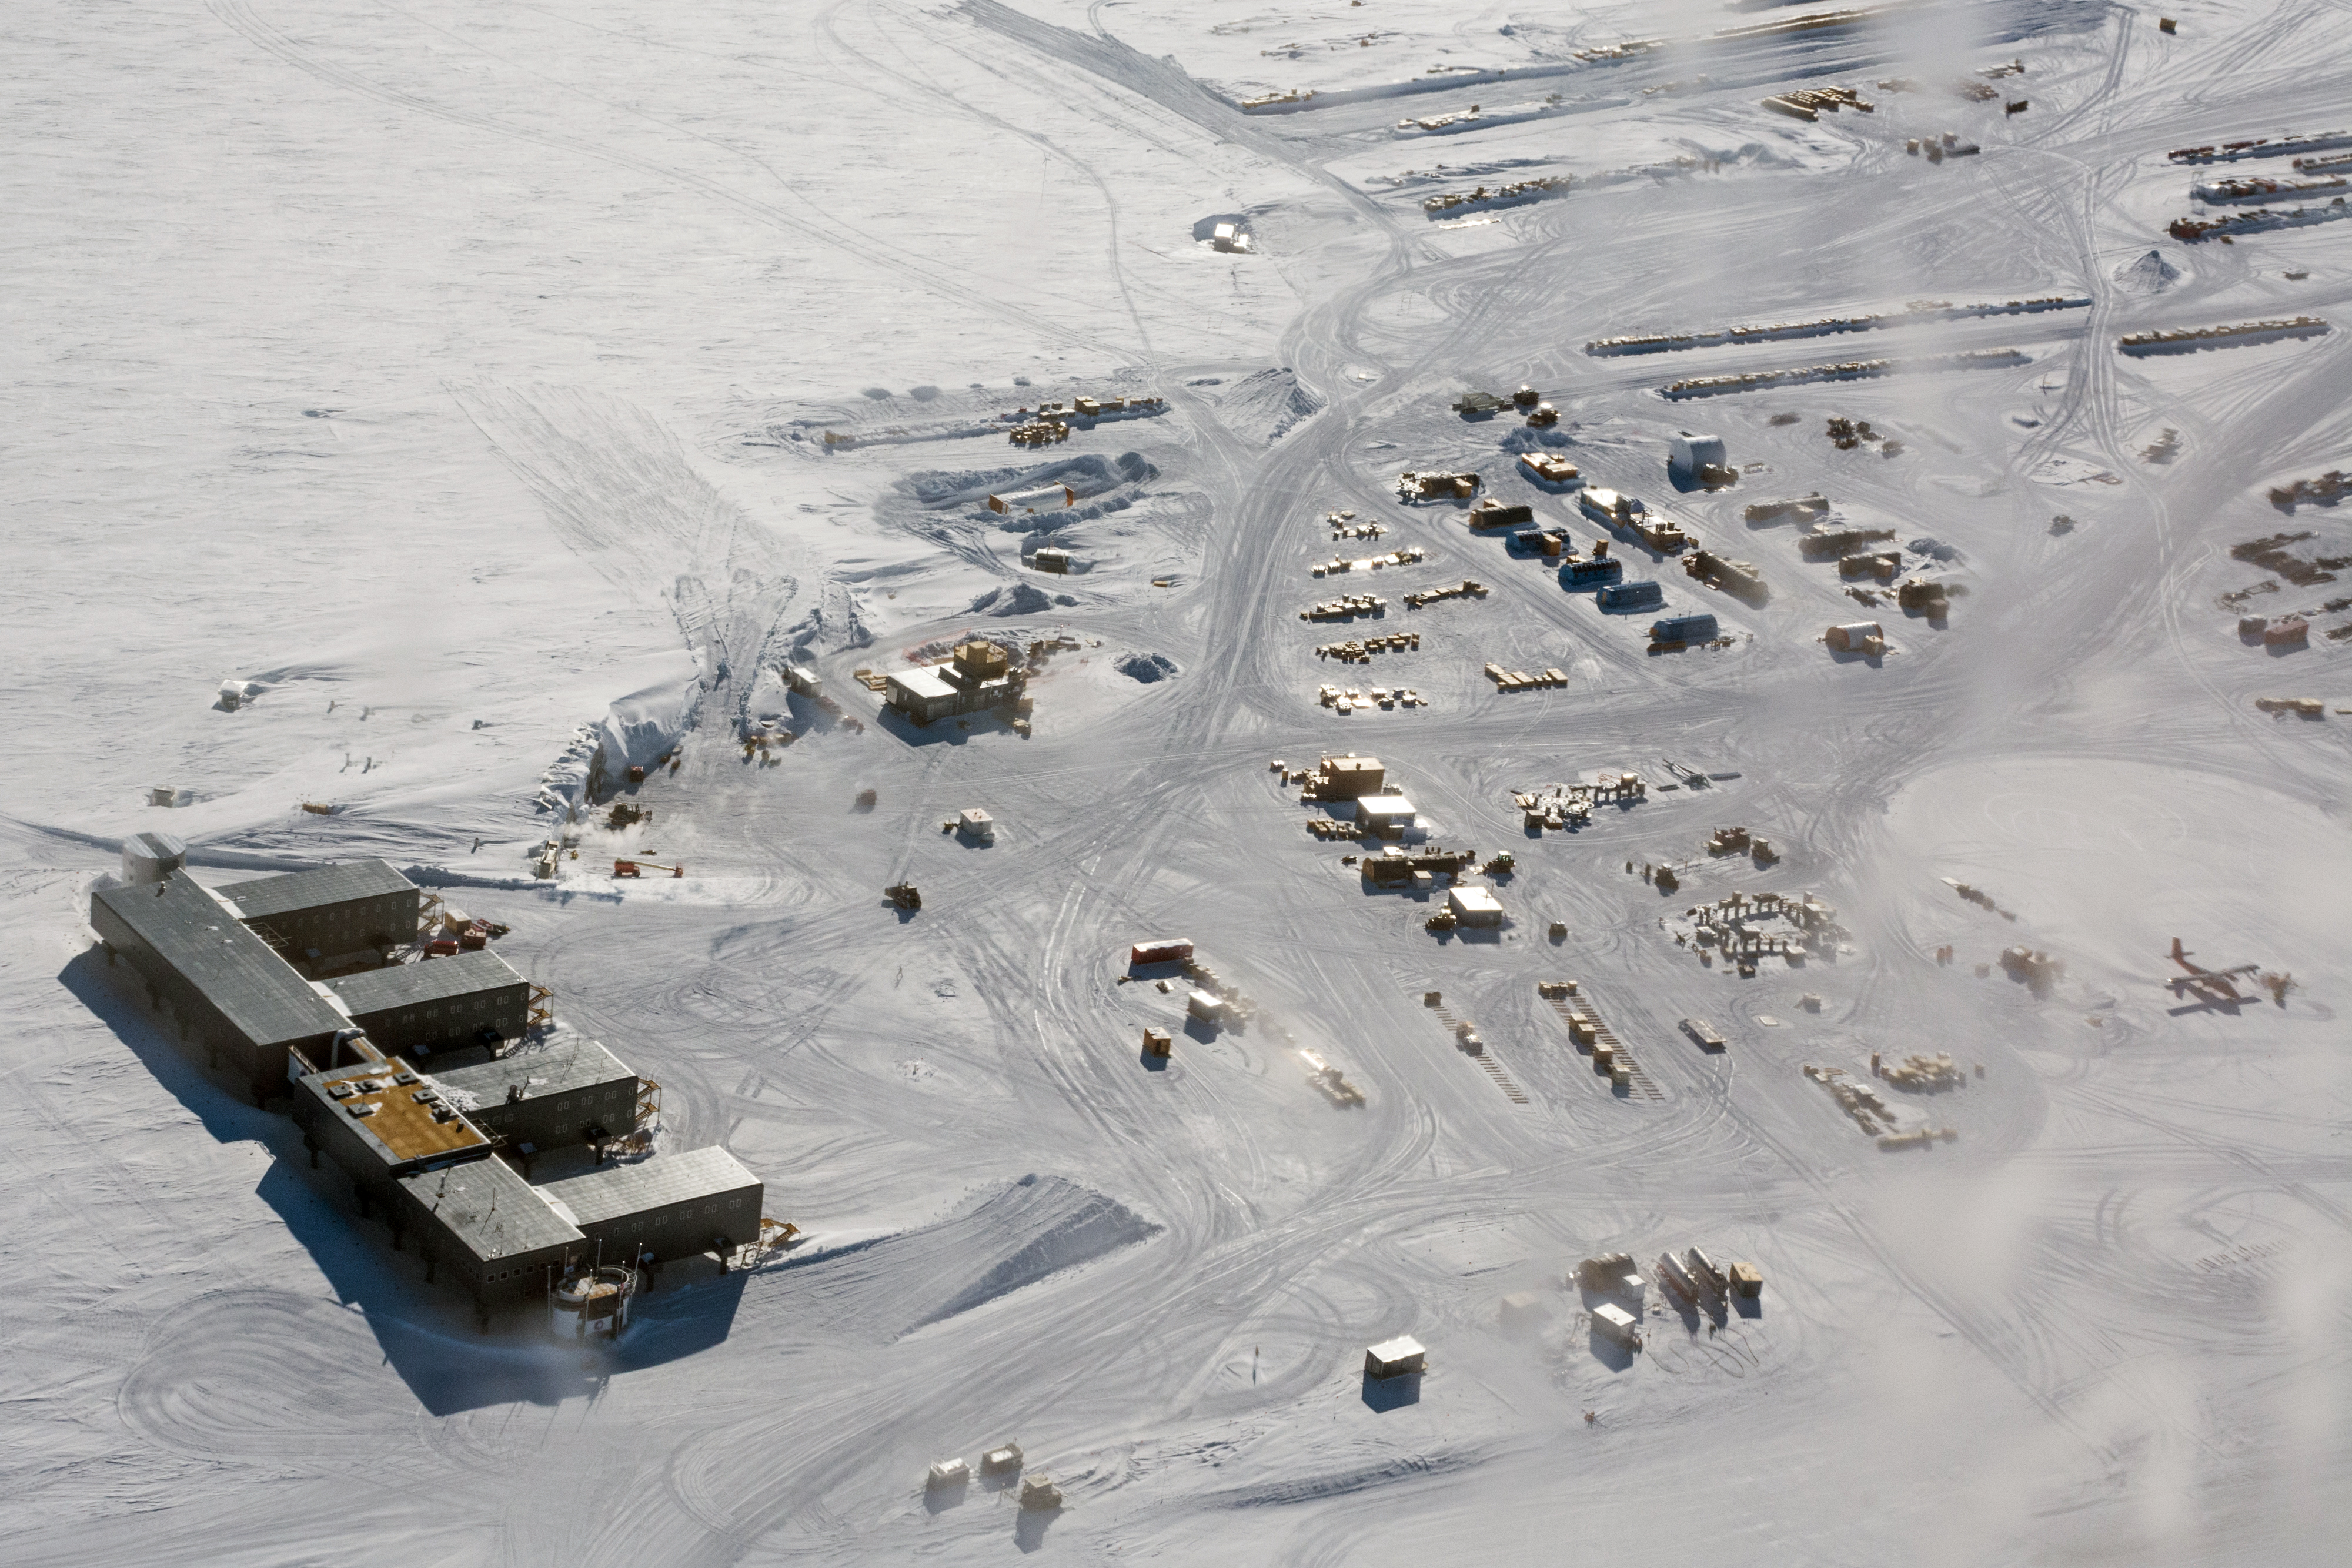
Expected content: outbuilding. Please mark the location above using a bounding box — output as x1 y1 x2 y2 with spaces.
1448 887 1504 927
1592 1302 1643 1349
1356 795 1418 838
1826 621 1886 654
1579 486 1640 525
1129 937 1193 967
1314 755 1387 798
1669 431 1728 474
884 644 1018 726
987 484 1074 516
1598 579 1665 611
1364 1335 1427 1378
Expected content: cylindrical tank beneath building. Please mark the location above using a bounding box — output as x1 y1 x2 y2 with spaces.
121 831 187 885
550 1263 638 1341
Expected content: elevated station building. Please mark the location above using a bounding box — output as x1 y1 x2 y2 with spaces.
89 857 769 1328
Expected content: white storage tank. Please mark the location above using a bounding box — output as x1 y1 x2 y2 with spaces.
1826 621 1885 653
1670 430 1728 474
121 831 187 885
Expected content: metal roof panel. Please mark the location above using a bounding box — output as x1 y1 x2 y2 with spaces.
92 877 348 1047
219 860 416 921
534 1146 760 1226
433 1035 634 1105
325 950 526 1014
401 1157 582 1262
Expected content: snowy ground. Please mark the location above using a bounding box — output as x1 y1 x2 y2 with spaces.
4 1 2350 1563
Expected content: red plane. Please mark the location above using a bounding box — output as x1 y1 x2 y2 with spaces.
2163 938 2261 1006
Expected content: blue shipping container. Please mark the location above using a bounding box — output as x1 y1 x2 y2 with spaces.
1598 579 1663 610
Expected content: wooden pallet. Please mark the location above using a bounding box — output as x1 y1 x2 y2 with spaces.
1542 990 1665 1101
1426 1001 1531 1105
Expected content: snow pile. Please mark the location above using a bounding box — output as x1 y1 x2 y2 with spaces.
591 667 701 785
1113 650 1180 683
2114 249 2184 292
1213 367 1324 443
767 1175 1160 1340
973 582 1055 616
915 1175 1160 1328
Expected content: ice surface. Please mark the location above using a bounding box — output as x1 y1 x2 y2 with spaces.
6 0 2352 1563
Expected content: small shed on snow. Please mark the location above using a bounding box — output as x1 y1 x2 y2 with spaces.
1364 1336 1426 1378
988 484 1074 515
1448 886 1504 927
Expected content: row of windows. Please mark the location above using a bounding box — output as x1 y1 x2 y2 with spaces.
477 1086 629 1124
276 898 402 928
387 996 513 1025
615 1198 747 1232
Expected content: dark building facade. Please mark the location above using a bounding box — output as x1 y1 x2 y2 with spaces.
324 950 530 1057
434 1035 638 1154
218 860 421 968
92 875 349 1101
537 1146 764 1264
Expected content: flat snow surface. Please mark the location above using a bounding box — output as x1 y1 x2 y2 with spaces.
4 1 2351 1563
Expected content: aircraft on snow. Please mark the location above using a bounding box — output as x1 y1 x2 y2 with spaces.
2161 938 2283 1008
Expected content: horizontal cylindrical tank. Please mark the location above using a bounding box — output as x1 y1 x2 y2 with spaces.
1826 621 1884 652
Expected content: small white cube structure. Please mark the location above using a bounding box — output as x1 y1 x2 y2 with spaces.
957 808 995 842
927 1458 970 1490
1500 1291 1545 1332
1357 795 1417 837
1187 990 1228 1024
1364 1335 1427 1379
1448 887 1504 927
1593 1303 1643 1349
980 1442 1024 1476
